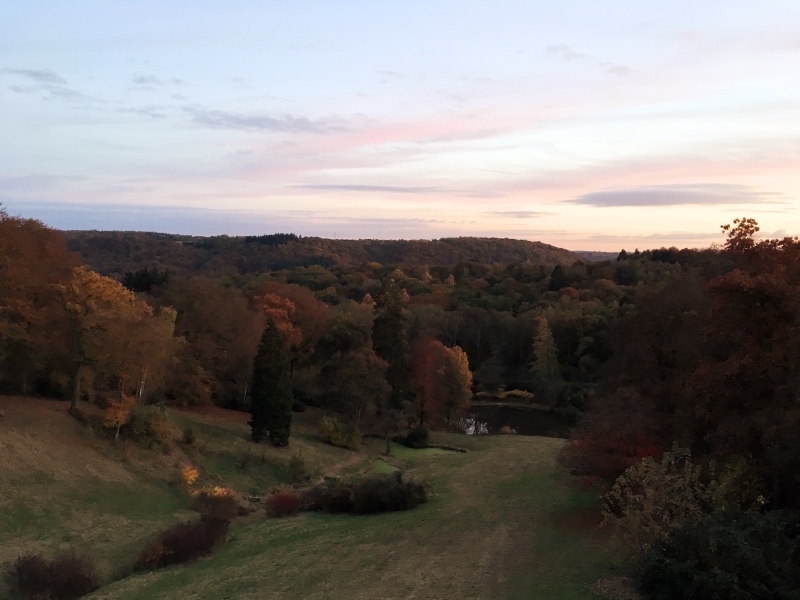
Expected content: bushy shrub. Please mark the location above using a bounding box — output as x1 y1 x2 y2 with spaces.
318 416 361 450
135 520 228 570
640 511 800 600
127 404 174 448
181 464 199 487
399 425 429 449
300 473 429 515
182 427 196 445
602 445 714 558
5 552 100 600
266 492 301 517
191 489 243 523
351 474 429 514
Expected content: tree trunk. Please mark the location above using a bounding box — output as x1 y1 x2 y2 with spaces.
137 368 147 399
70 369 81 412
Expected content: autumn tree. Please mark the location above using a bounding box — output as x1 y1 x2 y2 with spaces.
372 277 412 409
688 219 800 507
155 277 262 405
251 281 330 362
439 345 472 426
97 305 177 400
411 337 473 428
0 209 79 393
104 394 137 441
60 267 149 411
530 316 562 404
249 318 293 446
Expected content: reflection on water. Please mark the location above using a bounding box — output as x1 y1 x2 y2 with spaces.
459 404 571 438
459 417 493 435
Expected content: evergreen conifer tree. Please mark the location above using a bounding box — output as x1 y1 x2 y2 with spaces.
530 316 563 404
249 318 293 445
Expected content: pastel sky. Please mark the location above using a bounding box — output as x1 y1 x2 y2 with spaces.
2 1 799 250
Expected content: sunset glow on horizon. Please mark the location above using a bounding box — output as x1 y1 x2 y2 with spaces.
2 1 799 250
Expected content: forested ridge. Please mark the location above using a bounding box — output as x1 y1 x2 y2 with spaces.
3 206 800 598
63 230 580 277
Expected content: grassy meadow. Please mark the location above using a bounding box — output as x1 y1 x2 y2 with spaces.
0 396 614 599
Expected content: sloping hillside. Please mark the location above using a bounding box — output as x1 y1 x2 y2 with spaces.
63 231 581 277
1 397 613 599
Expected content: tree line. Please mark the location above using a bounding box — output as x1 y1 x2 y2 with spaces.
0 207 474 444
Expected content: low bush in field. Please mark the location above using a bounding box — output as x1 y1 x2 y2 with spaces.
266 492 301 517
191 488 244 523
398 425 430 448
5 552 100 600
126 404 174 448
135 520 228 570
300 473 429 515
318 415 362 450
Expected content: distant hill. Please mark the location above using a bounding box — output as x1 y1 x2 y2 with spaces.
575 251 619 262
63 231 582 277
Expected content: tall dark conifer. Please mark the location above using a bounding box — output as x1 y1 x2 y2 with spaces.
249 318 293 446
372 277 411 408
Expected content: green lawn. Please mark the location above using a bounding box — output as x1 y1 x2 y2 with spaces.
1 398 612 599
92 435 611 600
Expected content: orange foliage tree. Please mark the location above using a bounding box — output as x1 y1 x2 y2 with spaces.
411 337 472 427
0 208 79 393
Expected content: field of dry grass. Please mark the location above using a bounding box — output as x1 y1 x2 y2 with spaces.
1 396 613 599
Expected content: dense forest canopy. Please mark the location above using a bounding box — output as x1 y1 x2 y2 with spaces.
62 231 581 276
4 211 736 415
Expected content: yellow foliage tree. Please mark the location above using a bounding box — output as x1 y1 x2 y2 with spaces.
103 394 137 441
61 267 142 411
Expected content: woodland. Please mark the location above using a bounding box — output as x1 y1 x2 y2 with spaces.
2 204 800 598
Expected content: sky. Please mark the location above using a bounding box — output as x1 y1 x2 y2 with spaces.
1 1 799 250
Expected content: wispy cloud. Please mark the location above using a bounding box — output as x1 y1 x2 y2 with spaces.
592 231 721 241
129 74 183 91
3 68 67 85
0 173 86 192
117 104 169 118
3 67 94 104
293 184 501 199
184 106 350 133
294 184 437 194
132 74 162 86
606 64 632 76
546 44 586 62
487 210 553 219
567 184 784 207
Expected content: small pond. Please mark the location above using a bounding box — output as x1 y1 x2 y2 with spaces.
459 403 572 438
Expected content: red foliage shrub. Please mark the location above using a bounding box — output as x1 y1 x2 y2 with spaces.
560 389 663 489
266 492 300 517
299 474 430 515
562 432 663 489
5 552 100 600
135 520 228 570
